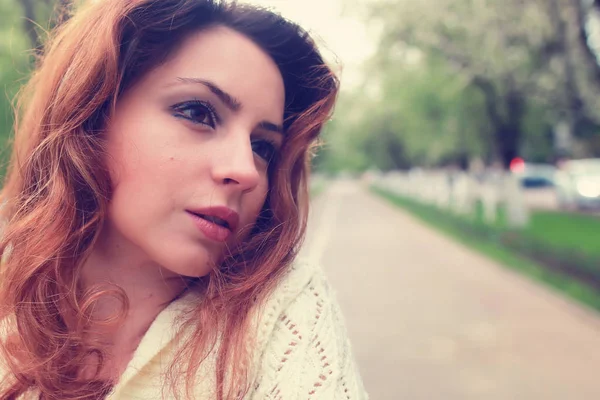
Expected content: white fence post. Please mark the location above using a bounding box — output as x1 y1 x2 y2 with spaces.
504 173 529 228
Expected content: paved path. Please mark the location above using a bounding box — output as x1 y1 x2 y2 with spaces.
301 179 600 400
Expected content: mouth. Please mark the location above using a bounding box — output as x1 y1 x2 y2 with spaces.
186 206 240 234
189 212 231 230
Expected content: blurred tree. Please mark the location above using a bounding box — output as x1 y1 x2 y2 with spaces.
18 0 70 52
316 52 492 173
582 0 600 83
535 0 600 157
367 0 573 168
1 0 70 176
316 0 600 174
1 0 30 151
371 55 490 168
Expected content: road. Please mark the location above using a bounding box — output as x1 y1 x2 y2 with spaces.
301 179 600 400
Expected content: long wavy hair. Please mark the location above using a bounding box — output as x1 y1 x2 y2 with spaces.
0 1 339 399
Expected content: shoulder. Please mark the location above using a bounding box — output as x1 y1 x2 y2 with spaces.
254 259 318 323
251 258 328 351
249 258 368 399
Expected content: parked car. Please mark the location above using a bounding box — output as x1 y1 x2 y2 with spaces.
510 159 556 188
555 158 600 210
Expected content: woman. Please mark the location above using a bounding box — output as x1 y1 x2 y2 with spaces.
0 0 367 399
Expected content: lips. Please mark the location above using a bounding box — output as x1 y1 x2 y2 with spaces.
186 206 240 233
192 213 230 229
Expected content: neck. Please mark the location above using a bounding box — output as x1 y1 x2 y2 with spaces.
81 226 189 345
78 227 191 381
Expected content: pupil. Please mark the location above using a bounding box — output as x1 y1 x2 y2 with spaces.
193 108 206 120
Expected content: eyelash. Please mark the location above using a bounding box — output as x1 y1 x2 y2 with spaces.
251 138 279 164
171 99 219 128
171 99 280 163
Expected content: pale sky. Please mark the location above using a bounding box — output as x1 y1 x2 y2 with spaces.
238 0 377 90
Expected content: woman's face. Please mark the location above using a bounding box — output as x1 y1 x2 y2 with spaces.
102 26 285 277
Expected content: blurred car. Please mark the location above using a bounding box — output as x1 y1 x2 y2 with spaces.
555 158 600 210
509 159 558 210
510 159 556 188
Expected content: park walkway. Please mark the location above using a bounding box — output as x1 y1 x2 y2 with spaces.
301 179 600 400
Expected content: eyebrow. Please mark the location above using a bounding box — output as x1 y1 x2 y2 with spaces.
175 77 241 111
171 77 284 135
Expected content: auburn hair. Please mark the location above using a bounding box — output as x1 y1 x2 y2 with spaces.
0 0 339 399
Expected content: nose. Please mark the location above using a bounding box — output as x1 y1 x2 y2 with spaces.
211 136 260 193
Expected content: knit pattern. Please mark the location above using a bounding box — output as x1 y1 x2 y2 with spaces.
5 259 368 399
247 260 368 399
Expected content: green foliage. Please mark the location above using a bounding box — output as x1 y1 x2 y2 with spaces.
0 0 71 177
382 58 490 166
313 97 372 174
316 53 492 173
0 0 31 149
317 0 600 172
519 101 554 162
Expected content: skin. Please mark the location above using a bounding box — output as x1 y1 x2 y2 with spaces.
79 25 285 380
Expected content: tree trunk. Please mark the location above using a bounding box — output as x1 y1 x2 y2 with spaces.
496 91 525 169
471 78 525 168
496 126 520 169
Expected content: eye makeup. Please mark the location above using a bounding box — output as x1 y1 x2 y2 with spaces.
170 99 220 128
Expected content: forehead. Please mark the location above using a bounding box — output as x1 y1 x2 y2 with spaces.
147 25 286 123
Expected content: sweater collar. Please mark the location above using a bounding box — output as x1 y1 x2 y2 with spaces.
109 289 200 396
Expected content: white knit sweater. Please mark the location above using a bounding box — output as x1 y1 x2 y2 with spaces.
97 259 367 399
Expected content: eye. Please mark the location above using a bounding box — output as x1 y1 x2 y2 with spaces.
251 139 278 163
171 100 218 128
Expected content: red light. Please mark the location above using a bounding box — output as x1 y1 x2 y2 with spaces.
510 157 525 173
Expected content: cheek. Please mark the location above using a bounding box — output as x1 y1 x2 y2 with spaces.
104 137 181 227
243 179 270 223
252 180 269 213
107 152 166 208
105 116 180 188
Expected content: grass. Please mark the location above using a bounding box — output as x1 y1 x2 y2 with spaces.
372 186 600 312
524 211 600 258
471 200 600 262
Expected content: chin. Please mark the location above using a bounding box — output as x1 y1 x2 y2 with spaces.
155 246 219 279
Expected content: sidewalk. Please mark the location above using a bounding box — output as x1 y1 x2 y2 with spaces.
302 180 600 400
